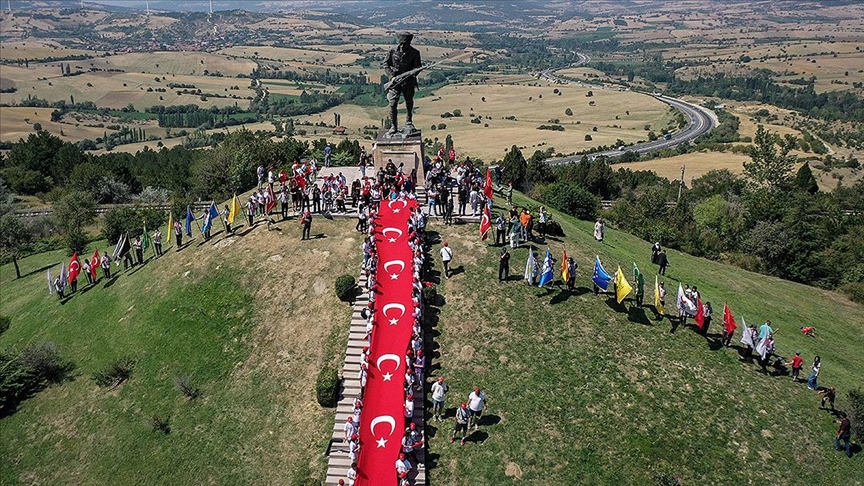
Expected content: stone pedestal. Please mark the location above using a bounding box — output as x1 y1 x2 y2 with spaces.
373 130 426 185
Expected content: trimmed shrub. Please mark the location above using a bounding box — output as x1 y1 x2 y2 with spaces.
315 365 339 407
93 356 136 388
334 275 356 303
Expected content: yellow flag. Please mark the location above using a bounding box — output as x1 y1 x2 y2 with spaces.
615 265 633 304
166 211 173 243
561 250 569 282
654 276 665 315
228 194 242 224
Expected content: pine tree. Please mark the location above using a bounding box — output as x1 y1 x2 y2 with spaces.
794 162 819 194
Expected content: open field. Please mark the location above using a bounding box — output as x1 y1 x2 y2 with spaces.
218 46 362 67
422 190 864 484
0 215 359 485
88 120 277 156
70 52 256 78
412 82 672 162
0 40 99 61
615 151 750 185
0 107 126 144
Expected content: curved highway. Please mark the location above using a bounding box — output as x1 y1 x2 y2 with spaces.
539 55 718 165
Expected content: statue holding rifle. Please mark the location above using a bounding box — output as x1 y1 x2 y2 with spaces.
384 32 422 137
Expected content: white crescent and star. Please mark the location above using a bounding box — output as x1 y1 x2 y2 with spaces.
381 227 403 243
70 260 80 273
383 260 405 280
370 415 396 447
376 354 400 381
382 303 405 325
387 199 408 213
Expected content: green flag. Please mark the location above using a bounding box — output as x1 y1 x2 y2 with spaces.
633 263 644 297
141 221 151 252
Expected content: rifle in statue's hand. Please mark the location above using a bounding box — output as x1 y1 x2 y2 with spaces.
383 60 444 92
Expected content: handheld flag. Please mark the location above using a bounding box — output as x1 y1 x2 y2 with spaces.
614 266 633 303
561 250 569 282
185 206 194 236
141 222 151 252
90 249 100 280
47 267 54 295
294 174 307 189
676 283 696 316
740 316 753 347
592 255 612 291
228 194 242 224
166 211 173 243
633 263 644 298
202 203 219 234
266 186 277 214
68 253 81 283
59 262 68 289
479 205 491 240
654 276 665 315
538 249 555 287
483 168 493 200
524 248 537 283
112 232 127 263
694 297 705 329
723 303 738 335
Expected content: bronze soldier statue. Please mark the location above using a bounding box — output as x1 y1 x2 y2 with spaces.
384 32 422 136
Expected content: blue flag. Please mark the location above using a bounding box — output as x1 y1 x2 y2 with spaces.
538 249 555 287
592 255 612 291
185 206 194 236
202 202 219 234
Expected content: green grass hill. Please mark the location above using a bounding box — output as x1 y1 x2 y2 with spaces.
1 190 862 485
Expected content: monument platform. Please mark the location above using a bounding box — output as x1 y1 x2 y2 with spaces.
373 129 426 185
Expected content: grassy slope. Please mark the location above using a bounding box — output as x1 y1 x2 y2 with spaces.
425 191 864 485
0 218 359 485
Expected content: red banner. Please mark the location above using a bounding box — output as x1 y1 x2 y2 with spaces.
356 198 418 485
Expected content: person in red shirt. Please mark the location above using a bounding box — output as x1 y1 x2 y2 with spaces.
800 326 816 337
790 351 804 382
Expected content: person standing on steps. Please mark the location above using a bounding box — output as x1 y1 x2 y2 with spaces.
440 242 453 279
657 250 669 276
430 376 448 422
498 247 510 282
452 402 470 445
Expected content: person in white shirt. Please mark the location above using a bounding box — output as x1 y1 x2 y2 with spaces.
343 417 357 442
404 393 415 418
430 376 449 421
395 453 412 479
346 463 357 486
440 242 453 279
467 386 487 430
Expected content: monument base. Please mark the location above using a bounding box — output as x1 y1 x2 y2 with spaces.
374 129 426 185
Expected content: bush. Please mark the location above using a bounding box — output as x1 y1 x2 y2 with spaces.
0 315 9 335
584 134 593 141
18 342 71 384
174 374 199 399
538 182 600 221
847 388 864 442
565 108 573 116
0 341 72 415
147 415 171 434
334 275 356 303
839 282 864 304
421 286 438 306
92 356 136 388
315 365 339 407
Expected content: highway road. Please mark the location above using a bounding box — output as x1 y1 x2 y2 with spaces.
539 55 719 165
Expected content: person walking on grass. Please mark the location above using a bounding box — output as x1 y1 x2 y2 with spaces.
836 412 853 458
820 386 836 410
440 242 453 279
452 402 470 445
657 250 669 276
431 376 448 421
808 355 822 390
174 220 183 250
467 386 487 430
300 210 312 240
790 351 804 382
498 247 511 282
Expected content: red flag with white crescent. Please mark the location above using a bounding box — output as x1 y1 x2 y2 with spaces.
90 249 100 279
479 205 491 240
484 168 493 200
68 253 81 282
266 185 277 213
294 174 307 189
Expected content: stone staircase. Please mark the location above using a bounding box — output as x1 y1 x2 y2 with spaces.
324 276 428 486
